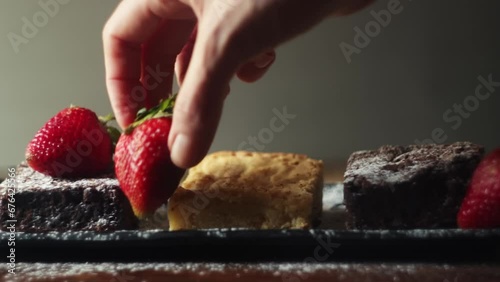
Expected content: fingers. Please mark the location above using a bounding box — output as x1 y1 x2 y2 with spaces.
176 27 275 85
104 0 371 168
236 50 276 83
175 26 197 86
168 26 239 168
142 20 195 108
331 0 375 16
103 0 163 129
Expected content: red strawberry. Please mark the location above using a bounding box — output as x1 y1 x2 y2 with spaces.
114 96 185 218
26 107 117 178
458 149 500 229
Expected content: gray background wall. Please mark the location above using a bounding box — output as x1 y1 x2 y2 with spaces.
1 0 499 177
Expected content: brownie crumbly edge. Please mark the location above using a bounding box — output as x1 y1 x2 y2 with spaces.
343 142 484 229
0 163 138 232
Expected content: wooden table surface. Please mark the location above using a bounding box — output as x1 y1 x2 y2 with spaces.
2 262 500 282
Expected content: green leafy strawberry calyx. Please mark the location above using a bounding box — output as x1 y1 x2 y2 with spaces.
98 113 121 147
125 94 177 135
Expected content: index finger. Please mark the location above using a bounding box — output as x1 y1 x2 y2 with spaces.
103 0 163 129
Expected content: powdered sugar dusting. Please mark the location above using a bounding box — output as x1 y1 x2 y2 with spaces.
0 163 118 193
322 183 344 210
344 149 433 184
320 183 347 229
139 204 170 230
344 142 484 185
3 263 499 282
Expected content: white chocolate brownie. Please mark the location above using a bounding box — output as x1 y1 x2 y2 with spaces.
167 151 323 230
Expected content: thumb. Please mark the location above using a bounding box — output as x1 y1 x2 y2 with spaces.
168 25 239 168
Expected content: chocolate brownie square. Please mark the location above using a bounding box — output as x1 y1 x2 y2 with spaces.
343 142 484 229
0 163 137 232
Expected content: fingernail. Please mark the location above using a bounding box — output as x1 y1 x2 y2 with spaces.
171 133 191 168
254 52 275 69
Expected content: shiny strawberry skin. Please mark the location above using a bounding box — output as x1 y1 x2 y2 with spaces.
114 117 185 218
458 149 500 229
26 107 114 178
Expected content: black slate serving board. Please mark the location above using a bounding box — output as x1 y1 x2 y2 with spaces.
1 184 499 263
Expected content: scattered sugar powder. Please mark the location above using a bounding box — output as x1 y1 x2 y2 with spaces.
343 143 482 185
322 183 344 210
3 263 500 282
344 153 433 185
0 163 118 193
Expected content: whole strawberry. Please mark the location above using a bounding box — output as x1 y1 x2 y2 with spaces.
26 107 116 178
114 96 185 218
458 149 500 229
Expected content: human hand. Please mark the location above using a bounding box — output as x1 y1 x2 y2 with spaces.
103 0 373 169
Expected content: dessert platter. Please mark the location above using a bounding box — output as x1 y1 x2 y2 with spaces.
1 104 499 264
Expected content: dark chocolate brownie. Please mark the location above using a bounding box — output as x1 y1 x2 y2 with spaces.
0 163 137 232
343 142 484 229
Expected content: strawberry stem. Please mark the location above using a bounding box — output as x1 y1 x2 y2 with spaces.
125 93 177 135
98 113 120 148
99 113 116 124
107 126 121 147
